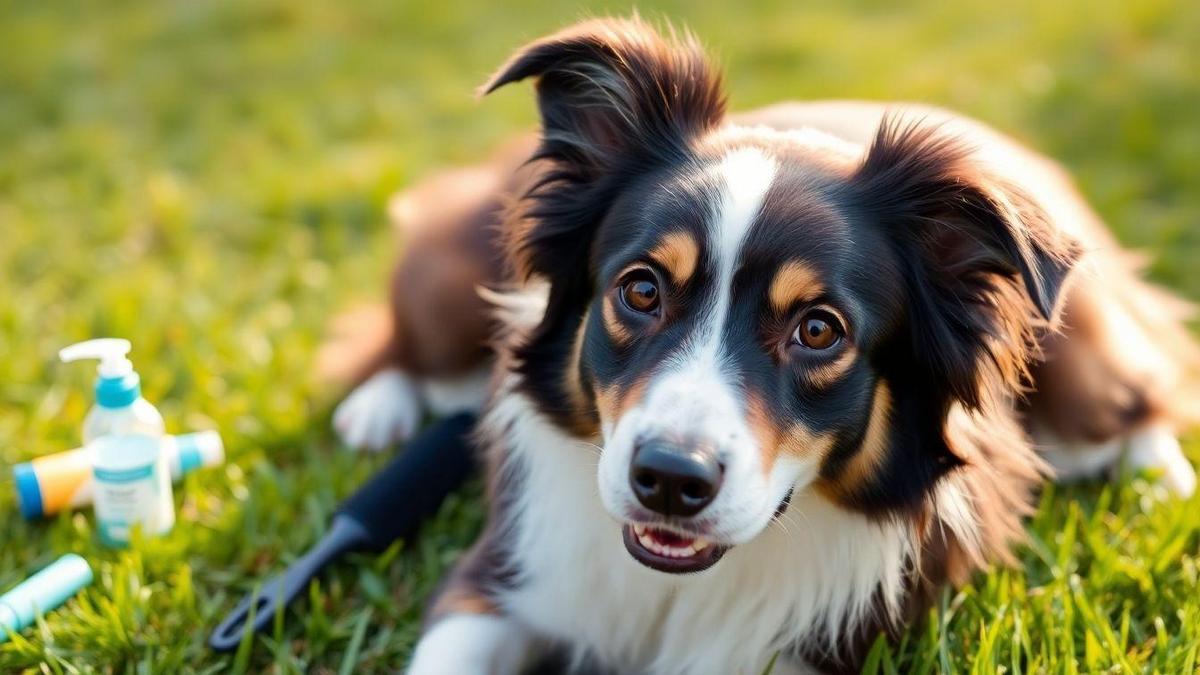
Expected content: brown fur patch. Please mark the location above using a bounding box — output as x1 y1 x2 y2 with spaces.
747 394 834 475
778 423 836 461
429 587 500 618
649 231 700 285
562 308 600 436
769 260 825 313
602 296 633 345
595 377 650 427
818 382 892 501
803 348 857 390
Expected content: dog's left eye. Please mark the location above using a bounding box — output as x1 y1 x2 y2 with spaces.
620 271 661 315
791 309 843 350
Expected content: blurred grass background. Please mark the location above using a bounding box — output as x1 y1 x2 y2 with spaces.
1 0 1198 672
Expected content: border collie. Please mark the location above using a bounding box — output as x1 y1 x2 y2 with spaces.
326 18 1200 674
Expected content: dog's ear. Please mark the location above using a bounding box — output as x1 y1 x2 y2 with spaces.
480 19 725 433
482 17 726 295
825 118 1080 516
850 117 1081 411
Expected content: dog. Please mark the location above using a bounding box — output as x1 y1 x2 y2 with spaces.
325 18 1200 674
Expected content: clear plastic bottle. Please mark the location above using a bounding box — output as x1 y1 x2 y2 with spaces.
59 339 165 443
59 338 173 545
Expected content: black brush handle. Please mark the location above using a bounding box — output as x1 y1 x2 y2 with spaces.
208 412 479 652
208 515 369 652
338 412 479 548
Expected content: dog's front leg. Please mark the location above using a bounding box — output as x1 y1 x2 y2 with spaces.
406 613 535 675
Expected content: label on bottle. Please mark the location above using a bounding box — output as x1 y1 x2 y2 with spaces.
91 435 173 546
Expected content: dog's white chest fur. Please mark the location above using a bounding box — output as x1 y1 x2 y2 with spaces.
489 393 914 675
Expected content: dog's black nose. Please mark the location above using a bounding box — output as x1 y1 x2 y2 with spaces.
629 441 723 517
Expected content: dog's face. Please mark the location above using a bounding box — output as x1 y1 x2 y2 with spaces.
584 141 892 572
487 19 1077 574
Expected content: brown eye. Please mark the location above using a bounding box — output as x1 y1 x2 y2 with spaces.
792 310 842 350
620 273 661 315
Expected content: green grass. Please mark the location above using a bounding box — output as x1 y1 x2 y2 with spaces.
1 0 1198 672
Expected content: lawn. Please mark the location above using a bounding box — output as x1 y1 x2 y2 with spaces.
1 0 1198 672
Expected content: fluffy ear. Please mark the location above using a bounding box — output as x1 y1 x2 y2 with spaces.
480 18 724 433
850 117 1081 410
481 17 726 290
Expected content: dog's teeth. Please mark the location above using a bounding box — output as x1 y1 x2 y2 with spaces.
638 531 656 550
632 526 710 559
668 545 694 558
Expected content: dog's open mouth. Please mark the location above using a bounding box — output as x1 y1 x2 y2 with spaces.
622 524 729 574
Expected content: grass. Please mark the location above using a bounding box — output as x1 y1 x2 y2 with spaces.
1 0 1198 672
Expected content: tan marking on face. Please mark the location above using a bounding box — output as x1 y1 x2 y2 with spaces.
818 382 892 501
563 308 599 436
648 231 700 285
769 260 825 313
602 296 632 345
803 347 857 390
748 394 834 475
596 377 650 427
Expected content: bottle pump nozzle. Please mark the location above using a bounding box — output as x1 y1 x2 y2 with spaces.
59 338 141 408
59 339 134 377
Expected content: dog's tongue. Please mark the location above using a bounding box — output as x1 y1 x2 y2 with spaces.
647 527 694 547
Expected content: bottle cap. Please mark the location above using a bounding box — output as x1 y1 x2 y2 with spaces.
176 431 225 474
59 339 141 408
12 462 45 520
0 554 93 644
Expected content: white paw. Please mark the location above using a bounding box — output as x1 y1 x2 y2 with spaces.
333 368 423 452
407 614 532 675
1124 424 1197 498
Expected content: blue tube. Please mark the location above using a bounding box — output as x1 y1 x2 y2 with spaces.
12 462 44 520
0 554 93 643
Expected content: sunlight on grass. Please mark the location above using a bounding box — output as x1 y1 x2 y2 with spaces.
1 0 1197 671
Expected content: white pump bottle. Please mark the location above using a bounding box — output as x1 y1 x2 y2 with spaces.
59 338 165 444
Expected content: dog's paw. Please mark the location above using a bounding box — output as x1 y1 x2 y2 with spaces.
1124 423 1197 498
407 615 531 675
333 368 423 452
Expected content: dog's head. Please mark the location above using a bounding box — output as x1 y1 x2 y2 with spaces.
486 18 1079 574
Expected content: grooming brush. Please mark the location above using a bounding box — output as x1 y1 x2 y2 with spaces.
208 412 478 652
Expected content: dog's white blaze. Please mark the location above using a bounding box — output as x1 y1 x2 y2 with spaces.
599 146 796 544
488 392 914 675
685 145 778 365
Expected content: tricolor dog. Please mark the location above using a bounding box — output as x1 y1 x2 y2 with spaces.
327 18 1200 674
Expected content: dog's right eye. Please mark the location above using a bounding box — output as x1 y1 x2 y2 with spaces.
619 270 661 316
791 308 844 351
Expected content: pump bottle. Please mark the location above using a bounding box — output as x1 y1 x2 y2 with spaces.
59 338 173 544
